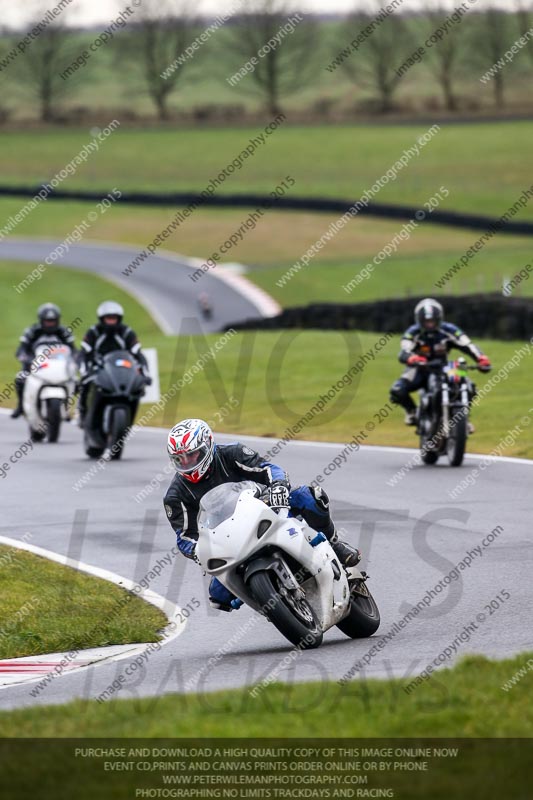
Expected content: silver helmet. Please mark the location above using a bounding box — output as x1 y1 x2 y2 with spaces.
97 301 124 329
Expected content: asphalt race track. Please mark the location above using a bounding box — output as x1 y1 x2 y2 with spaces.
1 410 531 711
0 239 279 334
1 239 531 711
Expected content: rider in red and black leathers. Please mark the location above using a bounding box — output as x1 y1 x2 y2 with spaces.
11 303 76 419
390 298 491 424
164 421 360 611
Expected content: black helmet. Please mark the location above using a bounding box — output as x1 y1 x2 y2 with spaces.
414 298 443 331
37 302 61 332
97 300 124 330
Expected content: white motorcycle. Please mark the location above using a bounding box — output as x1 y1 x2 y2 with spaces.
197 481 380 649
23 343 77 443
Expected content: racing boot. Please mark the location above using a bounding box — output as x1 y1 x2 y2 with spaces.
77 380 90 429
11 378 24 419
331 539 361 568
329 527 361 569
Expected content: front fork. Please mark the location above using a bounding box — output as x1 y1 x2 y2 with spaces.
443 382 470 439
441 380 450 438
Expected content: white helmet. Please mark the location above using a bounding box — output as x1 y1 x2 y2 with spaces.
167 419 215 483
97 301 124 329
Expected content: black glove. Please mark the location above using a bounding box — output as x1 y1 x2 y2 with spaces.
265 483 290 512
143 374 153 386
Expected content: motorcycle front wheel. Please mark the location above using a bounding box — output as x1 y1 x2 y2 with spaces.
248 570 323 649
108 407 130 461
46 398 62 443
447 411 467 467
419 414 439 464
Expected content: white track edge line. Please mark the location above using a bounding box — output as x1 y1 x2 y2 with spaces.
0 535 186 687
1 408 532 465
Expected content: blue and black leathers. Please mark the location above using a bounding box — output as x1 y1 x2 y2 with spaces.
390 321 484 413
163 443 344 609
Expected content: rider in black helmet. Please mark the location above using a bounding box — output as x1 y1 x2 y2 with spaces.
390 298 491 426
11 303 76 419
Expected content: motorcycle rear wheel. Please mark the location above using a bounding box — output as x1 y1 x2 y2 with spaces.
248 570 323 649
336 579 380 638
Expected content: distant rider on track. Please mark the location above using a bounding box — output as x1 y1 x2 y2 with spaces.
77 301 151 427
11 303 76 419
390 298 491 428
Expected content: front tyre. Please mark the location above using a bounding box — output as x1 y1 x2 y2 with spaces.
46 398 62 443
447 411 467 467
108 408 129 461
419 412 439 465
336 579 380 638
248 570 323 649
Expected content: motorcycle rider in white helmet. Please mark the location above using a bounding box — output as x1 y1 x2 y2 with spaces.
77 301 151 427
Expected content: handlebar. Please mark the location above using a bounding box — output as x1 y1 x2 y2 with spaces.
419 359 490 372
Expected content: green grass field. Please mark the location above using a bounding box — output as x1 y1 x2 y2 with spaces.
0 652 531 737
1 119 531 319
2 261 532 458
0 122 532 217
1 198 532 300
0 545 166 659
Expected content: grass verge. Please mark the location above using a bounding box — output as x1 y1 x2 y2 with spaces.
0 544 167 659
0 652 531 737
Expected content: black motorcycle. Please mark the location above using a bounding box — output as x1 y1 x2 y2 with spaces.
417 358 487 467
83 350 147 460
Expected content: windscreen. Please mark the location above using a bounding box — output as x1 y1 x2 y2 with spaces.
34 343 68 360
198 481 261 530
46 345 71 361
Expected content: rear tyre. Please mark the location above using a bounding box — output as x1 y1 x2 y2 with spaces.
447 412 467 467
248 570 323 649
336 580 380 638
46 398 62 443
108 408 129 461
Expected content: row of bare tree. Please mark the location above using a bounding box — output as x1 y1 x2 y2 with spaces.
2 0 533 122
